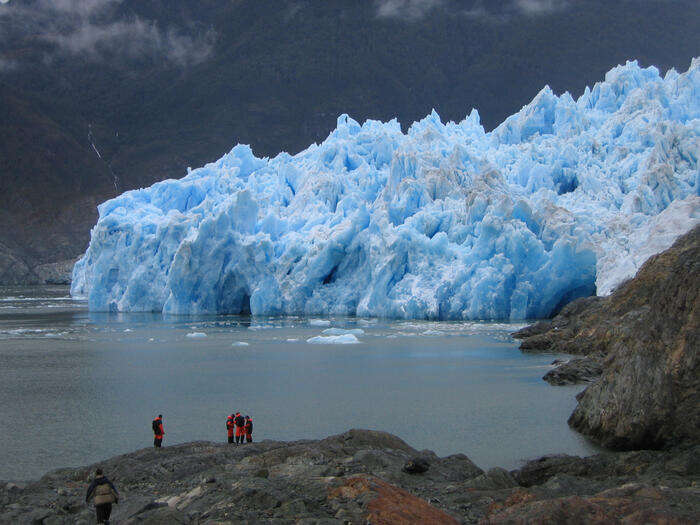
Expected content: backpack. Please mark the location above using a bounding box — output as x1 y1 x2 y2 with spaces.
94 482 116 505
152 419 159 434
235 415 244 427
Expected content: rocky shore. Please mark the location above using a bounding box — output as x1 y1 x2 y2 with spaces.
2 429 698 524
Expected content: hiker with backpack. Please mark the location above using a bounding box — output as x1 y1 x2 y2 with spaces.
244 415 253 443
234 412 246 444
85 467 119 524
152 414 164 447
226 413 235 444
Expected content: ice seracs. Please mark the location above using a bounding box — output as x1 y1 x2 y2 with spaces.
72 59 700 319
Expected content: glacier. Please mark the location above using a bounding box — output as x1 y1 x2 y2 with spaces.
72 59 700 319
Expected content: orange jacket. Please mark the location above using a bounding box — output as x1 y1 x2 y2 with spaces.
153 418 164 438
226 417 234 437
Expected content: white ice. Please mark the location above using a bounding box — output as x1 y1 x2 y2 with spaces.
307 334 360 344
72 59 700 319
322 328 365 336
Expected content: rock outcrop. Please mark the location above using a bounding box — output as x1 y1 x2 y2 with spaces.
1 430 698 524
514 226 699 450
543 355 604 385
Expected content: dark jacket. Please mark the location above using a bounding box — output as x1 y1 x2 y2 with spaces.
86 476 119 504
245 419 253 434
235 415 245 427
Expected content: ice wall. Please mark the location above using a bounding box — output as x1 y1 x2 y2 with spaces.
72 59 700 319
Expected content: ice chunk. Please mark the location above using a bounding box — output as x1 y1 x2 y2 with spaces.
307 334 360 344
231 341 249 346
322 327 365 335
186 332 207 338
309 319 332 327
72 59 700 320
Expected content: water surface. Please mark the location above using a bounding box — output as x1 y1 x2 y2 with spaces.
0 286 599 480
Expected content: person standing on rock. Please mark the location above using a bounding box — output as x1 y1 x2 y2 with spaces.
244 415 253 443
226 413 235 444
85 467 119 524
234 412 245 444
152 414 164 448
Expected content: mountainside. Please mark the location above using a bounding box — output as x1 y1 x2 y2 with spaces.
1 0 699 284
514 226 699 450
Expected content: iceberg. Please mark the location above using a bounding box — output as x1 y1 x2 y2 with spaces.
72 59 700 319
307 334 360 345
322 328 365 336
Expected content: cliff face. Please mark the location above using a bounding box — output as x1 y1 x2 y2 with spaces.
514 226 699 450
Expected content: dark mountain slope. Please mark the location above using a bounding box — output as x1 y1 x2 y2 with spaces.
1 0 698 283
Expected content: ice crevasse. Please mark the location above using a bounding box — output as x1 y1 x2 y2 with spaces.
72 59 700 319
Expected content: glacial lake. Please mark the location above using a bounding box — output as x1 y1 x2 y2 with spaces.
0 285 600 480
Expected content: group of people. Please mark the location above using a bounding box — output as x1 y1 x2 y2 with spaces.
227 412 254 444
84 413 256 523
150 412 254 448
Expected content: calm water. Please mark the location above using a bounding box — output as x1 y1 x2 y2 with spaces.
0 286 599 480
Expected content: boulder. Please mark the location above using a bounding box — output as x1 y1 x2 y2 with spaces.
402 457 430 474
543 355 603 385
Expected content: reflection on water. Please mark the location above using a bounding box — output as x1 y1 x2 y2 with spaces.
0 286 600 480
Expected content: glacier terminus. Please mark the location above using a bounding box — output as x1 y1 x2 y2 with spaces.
71 59 700 319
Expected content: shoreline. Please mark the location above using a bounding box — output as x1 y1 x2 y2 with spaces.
2 430 698 523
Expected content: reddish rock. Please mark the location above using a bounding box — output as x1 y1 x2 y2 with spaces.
329 476 459 524
482 484 697 524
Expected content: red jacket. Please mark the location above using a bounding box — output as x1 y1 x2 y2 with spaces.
153 418 164 438
226 417 234 437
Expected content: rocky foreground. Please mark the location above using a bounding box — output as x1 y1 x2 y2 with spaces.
1 429 699 524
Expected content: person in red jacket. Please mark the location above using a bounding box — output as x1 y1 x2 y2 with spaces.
153 414 164 448
226 414 235 444
234 412 245 444
244 415 253 443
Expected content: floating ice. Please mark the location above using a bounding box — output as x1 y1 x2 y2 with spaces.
307 334 360 344
72 59 700 319
322 327 365 336
186 332 207 338
231 341 249 346
309 319 332 327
